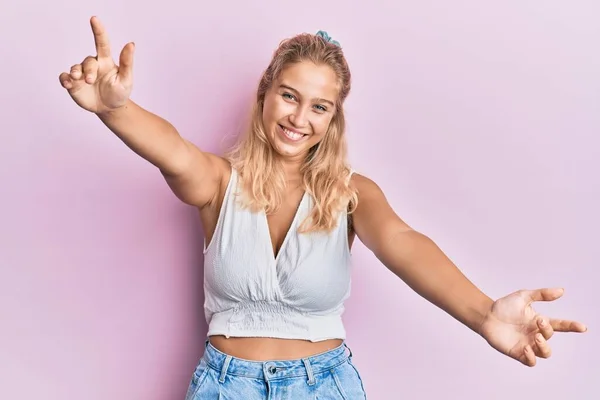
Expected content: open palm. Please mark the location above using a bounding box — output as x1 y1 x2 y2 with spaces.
59 16 134 114
480 288 587 367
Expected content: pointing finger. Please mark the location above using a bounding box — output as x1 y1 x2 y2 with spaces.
90 16 111 59
549 318 588 333
118 42 135 84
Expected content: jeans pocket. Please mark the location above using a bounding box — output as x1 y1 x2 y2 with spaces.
330 367 351 400
184 359 210 400
330 360 367 400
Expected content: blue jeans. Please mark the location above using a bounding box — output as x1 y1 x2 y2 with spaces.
185 340 367 399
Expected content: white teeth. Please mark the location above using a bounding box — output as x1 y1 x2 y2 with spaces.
282 127 304 141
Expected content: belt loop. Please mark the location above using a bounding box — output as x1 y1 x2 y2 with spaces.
344 343 353 359
219 355 232 383
302 358 316 386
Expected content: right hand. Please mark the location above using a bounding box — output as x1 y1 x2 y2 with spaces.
59 16 135 115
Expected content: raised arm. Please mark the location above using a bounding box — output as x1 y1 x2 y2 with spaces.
58 16 224 207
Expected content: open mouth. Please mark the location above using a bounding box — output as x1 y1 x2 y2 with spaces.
279 124 308 142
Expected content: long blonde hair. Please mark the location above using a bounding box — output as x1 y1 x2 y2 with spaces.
226 32 357 233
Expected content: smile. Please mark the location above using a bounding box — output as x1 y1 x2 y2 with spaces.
278 125 308 142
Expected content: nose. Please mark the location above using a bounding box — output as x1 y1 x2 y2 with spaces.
289 105 309 128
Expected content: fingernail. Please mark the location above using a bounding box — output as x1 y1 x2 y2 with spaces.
539 319 546 327
536 333 543 342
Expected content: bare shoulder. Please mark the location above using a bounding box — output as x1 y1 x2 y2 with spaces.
349 172 388 206
349 172 412 250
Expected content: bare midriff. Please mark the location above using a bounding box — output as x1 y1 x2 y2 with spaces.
208 336 344 361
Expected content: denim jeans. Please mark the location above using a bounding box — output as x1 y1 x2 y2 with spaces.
184 340 367 399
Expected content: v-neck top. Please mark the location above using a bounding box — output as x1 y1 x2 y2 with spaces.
203 167 353 342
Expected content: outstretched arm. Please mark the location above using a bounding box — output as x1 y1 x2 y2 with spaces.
350 173 587 367
350 174 492 334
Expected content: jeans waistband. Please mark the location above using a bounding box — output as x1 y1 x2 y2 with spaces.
202 340 352 384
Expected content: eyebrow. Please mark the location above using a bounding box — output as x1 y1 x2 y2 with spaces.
279 84 335 107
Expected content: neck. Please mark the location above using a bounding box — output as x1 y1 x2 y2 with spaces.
280 156 304 185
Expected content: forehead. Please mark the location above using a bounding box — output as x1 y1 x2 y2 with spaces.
276 61 339 101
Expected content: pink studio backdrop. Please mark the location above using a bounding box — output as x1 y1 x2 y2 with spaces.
1 1 598 399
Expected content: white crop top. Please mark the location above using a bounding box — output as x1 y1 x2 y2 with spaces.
203 167 353 342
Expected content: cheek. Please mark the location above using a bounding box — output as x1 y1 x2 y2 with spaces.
263 98 285 124
312 116 332 137
262 99 273 122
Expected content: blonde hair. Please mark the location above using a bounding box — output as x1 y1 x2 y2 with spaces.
226 32 357 233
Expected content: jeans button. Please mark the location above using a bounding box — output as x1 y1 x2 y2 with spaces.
268 365 277 374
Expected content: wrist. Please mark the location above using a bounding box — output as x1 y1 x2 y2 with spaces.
474 296 494 338
97 99 131 119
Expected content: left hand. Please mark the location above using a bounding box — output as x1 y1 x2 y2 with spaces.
479 287 587 367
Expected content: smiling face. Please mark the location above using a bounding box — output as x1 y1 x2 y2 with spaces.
262 61 340 162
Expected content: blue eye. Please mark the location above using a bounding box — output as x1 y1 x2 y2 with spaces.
314 104 327 112
282 92 296 101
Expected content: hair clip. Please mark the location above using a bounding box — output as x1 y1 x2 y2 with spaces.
316 30 341 47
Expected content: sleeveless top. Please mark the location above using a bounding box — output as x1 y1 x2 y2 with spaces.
203 167 353 342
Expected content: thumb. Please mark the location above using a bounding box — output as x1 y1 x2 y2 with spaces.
523 287 564 303
118 42 135 84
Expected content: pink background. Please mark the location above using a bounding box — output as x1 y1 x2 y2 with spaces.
2 1 598 399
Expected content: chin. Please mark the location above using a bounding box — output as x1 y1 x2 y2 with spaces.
269 131 309 160
273 141 308 159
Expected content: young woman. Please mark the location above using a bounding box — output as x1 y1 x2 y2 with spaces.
59 16 587 399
